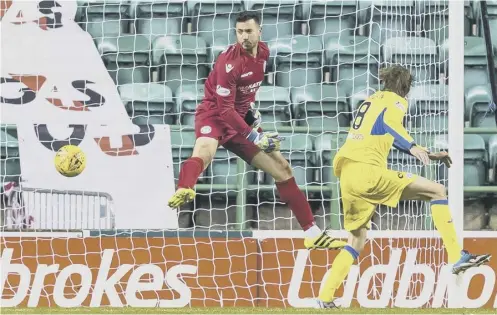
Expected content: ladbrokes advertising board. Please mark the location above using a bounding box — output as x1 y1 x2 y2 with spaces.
1 236 496 308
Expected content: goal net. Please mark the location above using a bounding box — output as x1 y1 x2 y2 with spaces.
2 0 496 310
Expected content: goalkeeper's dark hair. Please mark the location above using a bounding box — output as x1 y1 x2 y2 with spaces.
379 65 413 98
236 11 261 25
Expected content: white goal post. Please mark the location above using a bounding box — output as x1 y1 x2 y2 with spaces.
1 0 496 310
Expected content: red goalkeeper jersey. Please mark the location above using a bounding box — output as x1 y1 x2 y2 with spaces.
197 42 269 138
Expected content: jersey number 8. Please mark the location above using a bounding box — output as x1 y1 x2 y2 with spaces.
352 102 371 130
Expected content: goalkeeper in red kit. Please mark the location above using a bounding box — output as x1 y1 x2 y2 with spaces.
168 11 344 249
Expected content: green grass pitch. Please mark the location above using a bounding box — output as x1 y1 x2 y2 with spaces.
1 308 495 314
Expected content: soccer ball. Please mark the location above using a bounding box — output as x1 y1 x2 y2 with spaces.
54 145 86 177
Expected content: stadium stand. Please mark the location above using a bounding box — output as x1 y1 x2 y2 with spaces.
1 0 496 231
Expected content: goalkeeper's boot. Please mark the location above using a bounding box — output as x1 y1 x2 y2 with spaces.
304 229 347 250
452 250 491 275
167 188 195 208
316 299 338 309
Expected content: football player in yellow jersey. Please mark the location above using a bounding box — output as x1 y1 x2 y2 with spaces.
316 65 492 309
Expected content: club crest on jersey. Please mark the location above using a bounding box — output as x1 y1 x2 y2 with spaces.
200 126 212 134
225 64 234 73
216 85 231 97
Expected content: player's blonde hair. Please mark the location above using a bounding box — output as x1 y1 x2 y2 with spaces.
379 65 413 98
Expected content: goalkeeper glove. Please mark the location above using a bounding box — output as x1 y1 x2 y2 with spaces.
244 102 262 131
247 130 283 153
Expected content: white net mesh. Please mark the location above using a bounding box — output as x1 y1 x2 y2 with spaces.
1 0 497 310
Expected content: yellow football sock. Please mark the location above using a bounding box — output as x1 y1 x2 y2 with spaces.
431 200 462 263
318 245 358 302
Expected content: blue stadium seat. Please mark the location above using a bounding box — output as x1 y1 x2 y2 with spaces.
325 35 380 95
305 0 358 42
290 84 349 131
79 0 131 40
97 34 151 85
152 35 208 91
408 84 448 132
188 0 243 46
130 0 186 39
269 35 323 88
175 84 205 126
245 0 301 44
254 86 292 129
383 36 439 84
119 83 175 124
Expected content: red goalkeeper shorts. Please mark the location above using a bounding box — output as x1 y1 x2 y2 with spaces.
194 111 261 164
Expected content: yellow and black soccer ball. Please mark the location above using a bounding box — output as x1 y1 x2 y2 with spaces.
54 145 86 177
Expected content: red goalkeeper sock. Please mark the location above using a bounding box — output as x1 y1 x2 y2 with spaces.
178 157 204 189
276 177 316 231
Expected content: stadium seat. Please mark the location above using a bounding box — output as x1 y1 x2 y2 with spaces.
210 149 240 186
0 130 20 184
325 35 380 95
349 85 376 112
269 35 323 88
119 83 175 124
364 0 416 44
474 0 497 44
254 86 292 128
264 133 315 185
79 0 131 39
130 0 186 39
466 85 496 140
170 131 206 183
315 132 347 186
97 34 151 85
152 35 208 92
209 37 232 65
245 0 301 44
440 37 490 93
388 149 423 177
290 84 349 130
489 135 497 184
383 36 439 84
417 0 471 44
305 0 358 42
464 134 489 186
188 0 243 46
407 84 448 132
175 84 205 126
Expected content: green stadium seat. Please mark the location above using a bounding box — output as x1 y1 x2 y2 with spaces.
210 149 239 186
209 38 231 65
467 85 496 140
0 130 20 184
439 37 490 93
119 83 175 124
349 85 376 112
474 0 497 44
388 149 424 177
408 84 448 132
79 0 131 39
291 84 349 131
245 0 301 44
188 0 243 46
464 134 488 186
305 0 358 41
175 84 205 126
314 133 347 186
325 35 380 95
254 86 292 129
418 0 471 44
489 135 497 184
97 35 151 85
264 134 315 186
365 0 416 44
152 35 208 92
130 0 186 39
383 36 439 84
270 35 323 88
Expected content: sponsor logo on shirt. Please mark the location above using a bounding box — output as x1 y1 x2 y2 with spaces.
237 80 263 94
225 64 234 73
216 85 231 97
241 71 253 78
200 126 212 134
347 133 364 141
